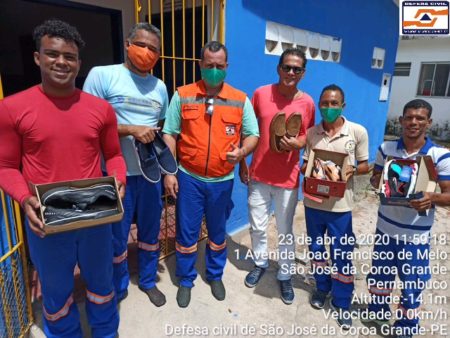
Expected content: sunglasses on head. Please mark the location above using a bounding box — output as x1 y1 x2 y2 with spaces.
206 97 214 115
280 64 305 74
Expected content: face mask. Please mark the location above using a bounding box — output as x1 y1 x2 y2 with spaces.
201 68 226 87
127 44 159 72
320 107 343 123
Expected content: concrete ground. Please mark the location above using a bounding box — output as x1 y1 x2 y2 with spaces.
29 175 450 338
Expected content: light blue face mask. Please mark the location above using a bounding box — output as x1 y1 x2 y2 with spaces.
201 67 226 87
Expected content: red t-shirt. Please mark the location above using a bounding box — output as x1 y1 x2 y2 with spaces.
0 85 126 204
249 84 315 189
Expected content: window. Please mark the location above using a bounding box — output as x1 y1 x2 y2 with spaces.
372 47 385 69
394 62 411 76
417 63 450 97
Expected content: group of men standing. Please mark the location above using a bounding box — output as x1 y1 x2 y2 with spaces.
0 18 448 338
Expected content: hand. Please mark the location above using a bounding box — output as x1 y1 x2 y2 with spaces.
226 143 244 164
117 180 126 199
132 126 160 144
22 196 45 238
370 172 382 189
239 158 250 185
164 175 178 199
279 135 300 152
409 192 433 212
344 166 356 180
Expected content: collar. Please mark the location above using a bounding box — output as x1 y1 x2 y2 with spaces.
397 137 434 155
196 80 229 99
316 116 349 136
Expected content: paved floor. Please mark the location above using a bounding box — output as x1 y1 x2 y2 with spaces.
29 176 450 338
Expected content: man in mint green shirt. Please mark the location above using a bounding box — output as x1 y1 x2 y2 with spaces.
162 41 259 308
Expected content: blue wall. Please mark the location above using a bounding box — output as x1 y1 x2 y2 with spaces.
225 0 399 233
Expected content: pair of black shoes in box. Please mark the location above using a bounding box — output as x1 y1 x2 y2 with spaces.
42 183 119 226
134 132 178 183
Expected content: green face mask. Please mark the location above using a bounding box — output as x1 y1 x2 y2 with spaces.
320 107 343 123
201 67 226 87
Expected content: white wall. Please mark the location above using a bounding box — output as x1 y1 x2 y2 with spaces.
388 37 450 124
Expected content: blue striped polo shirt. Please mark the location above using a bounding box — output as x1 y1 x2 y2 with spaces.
375 138 450 243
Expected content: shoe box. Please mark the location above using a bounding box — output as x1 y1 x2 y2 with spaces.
34 176 124 234
378 156 437 207
303 148 351 198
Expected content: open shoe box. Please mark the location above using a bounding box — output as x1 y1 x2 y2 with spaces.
34 176 123 235
304 149 350 198
378 156 437 207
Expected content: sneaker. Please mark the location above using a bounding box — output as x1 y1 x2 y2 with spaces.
176 286 191 308
135 140 161 183
152 132 178 175
330 301 352 330
279 279 294 305
43 206 119 226
41 184 117 209
244 266 266 288
139 286 166 307
310 290 328 309
117 290 128 303
210 280 226 301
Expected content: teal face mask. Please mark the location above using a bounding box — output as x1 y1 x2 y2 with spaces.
201 67 226 87
320 107 343 123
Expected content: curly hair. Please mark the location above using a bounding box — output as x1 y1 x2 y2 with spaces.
33 19 85 51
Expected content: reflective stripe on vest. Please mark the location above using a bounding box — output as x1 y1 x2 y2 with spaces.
177 81 246 177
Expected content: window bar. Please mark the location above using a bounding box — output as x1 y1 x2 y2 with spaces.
219 0 225 43
171 0 176 93
182 0 186 86
147 0 152 23
431 64 437 96
159 0 166 83
202 0 205 47
210 0 214 41
192 0 196 81
445 66 450 97
135 0 141 23
148 0 153 75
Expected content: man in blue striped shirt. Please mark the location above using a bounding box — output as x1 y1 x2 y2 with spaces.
367 99 450 338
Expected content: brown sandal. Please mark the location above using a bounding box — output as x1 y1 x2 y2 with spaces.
285 112 302 138
269 112 286 153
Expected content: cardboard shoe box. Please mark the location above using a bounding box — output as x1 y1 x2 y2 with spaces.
304 148 351 198
378 156 437 207
34 176 124 235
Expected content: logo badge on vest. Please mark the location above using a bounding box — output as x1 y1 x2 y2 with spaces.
400 0 449 36
225 125 236 136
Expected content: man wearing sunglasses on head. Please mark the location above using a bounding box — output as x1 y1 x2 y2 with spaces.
83 23 168 307
163 41 259 308
239 48 315 304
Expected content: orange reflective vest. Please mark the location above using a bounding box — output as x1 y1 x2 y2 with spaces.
177 80 246 177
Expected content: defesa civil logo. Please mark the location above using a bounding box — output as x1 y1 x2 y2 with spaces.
400 1 449 35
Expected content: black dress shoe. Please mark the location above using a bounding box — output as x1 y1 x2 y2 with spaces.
41 184 117 209
43 206 119 226
176 286 191 308
210 280 226 301
152 132 178 175
139 286 166 307
135 140 161 183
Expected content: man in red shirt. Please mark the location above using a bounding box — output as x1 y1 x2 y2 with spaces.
240 48 315 304
0 20 126 337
